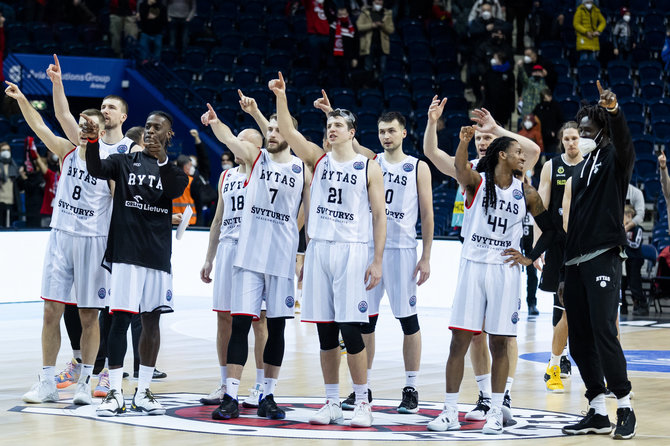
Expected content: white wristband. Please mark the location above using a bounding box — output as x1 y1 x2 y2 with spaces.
157 157 169 166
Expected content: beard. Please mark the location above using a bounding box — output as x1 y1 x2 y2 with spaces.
267 140 288 154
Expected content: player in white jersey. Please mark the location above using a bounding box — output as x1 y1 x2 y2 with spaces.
201 98 311 421
423 97 541 423
269 72 386 428
427 126 556 434
199 128 270 409
5 82 112 406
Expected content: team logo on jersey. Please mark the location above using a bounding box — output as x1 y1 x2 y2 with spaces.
358 301 368 312
353 161 365 170
117 144 128 154
97 288 106 299
285 296 294 308
596 275 611 288
512 189 523 200
409 296 417 307
511 312 519 324
402 163 414 172
166 290 173 301
557 166 565 174
291 164 302 174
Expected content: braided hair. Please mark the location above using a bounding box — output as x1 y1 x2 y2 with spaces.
475 136 517 214
575 105 610 141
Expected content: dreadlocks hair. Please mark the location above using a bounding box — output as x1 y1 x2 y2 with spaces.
475 136 517 215
575 105 611 141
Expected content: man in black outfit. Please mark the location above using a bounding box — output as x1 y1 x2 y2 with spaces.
561 81 636 440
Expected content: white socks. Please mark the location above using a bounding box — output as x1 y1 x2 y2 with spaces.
41 366 56 384
256 369 264 388
137 365 154 392
475 373 492 399
79 364 94 384
505 377 514 394
491 392 504 409
226 378 240 400
367 369 372 388
73 350 82 361
405 371 418 389
617 394 632 409
109 368 124 392
220 365 227 386
325 384 339 403
263 377 277 396
353 383 368 404
444 392 459 410
549 354 561 367
590 393 607 416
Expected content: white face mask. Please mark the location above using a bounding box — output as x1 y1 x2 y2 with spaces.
584 3 593 10
523 55 532 64
523 120 534 130
188 165 195 176
623 15 630 22
578 130 602 156
0 151 10 160
222 162 233 170
490 57 498 66
51 154 59 163
481 11 492 20
373 4 383 11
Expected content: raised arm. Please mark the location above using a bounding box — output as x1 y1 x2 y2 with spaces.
201 103 259 165
5 81 73 159
415 160 433 286
269 72 323 168
597 80 635 174
46 54 80 146
423 96 456 177
562 177 572 233
471 107 540 171
201 172 225 283
238 89 269 137
454 125 481 194
366 160 386 290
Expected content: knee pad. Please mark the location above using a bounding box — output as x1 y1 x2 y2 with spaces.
263 318 286 366
359 314 378 334
317 322 340 351
398 314 420 335
339 323 365 355
227 315 253 366
552 294 564 327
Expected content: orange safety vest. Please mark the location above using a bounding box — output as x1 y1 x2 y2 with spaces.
172 175 197 225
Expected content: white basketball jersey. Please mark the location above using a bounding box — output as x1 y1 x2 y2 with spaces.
219 167 247 241
50 147 112 237
100 136 135 156
373 153 418 249
459 158 481 239
309 153 370 243
461 173 526 264
235 150 304 278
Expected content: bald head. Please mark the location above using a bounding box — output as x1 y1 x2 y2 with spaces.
239 128 263 149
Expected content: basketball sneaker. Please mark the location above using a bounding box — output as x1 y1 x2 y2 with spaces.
200 384 226 405
482 406 504 434
131 388 165 415
545 365 564 393
55 358 81 389
560 355 572 378
73 376 92 405
397 386 419 414
562 408 612 435
427 406 460 431
22 377 59 403
342 388 372 410
133 369 167 379
350 401 373 428
242 383 262 408
212 394 239 420
294 300 301 314
613 407 636 439
96 389 126 416
257 394 285 419
464 391 490 421
339 335 346 355
309 400 344 425
502 391 513 425
94 368 110 398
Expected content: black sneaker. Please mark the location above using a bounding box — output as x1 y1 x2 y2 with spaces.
132 369 167 379
397 386 419 414
257 394 285 420
529 305 539 316
560 356 572 379
502 390 513 425
341 389 372 410
613 407 636 439
562 408 612 435
212 394 239 420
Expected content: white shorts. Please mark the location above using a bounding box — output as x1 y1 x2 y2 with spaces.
367 247 418 318
108 263 174 314
213 240 237 313
231 267 293 319
449 258 522 336
41 229 109 309
302 240 369 323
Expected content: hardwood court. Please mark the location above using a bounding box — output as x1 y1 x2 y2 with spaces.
2 295 669 445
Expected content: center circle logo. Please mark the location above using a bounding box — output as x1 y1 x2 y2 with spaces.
292 164 302 174
402 163 414 172
97 288 106 299
513 189 523 200
353 161 365 170
166 290 173 301
285 296 294 308
409 295 417 307
117 144 128 154
358 301 368 312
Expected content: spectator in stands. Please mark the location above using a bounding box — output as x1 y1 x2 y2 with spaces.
518 46 557 92
303 0 334 80
468 0 503 23
573 0 606 61
0 12 5 86
0 141 19 227
167 0 196 55
63 0 97 25
504 0 532 54
625 183 645 233
482 51 515 128
357 0 394 83
39 149 60 227
622 205 646 316
16 137 44 228
659 150 670 233
173 155 197 226
189 129 217 226
431 0 453 24
470 25 514 103
612 7 635 62
139 0 168 66
327 6 358 87
517 61 548 116
518 113 544 152
109 0 139 57
221 151 236 170
468 2 511 46
661 24 670 72
532 88 564 153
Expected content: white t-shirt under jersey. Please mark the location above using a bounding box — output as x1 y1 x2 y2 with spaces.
219 167 246 241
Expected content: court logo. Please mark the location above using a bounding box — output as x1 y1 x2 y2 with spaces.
409 295 417 307
97 288 106 299
353 161 365 170
117 144 128 154
285 296 294 308
166 290 173 302
11 394 583 441
511 312 519 324
513 189 523 200
358 301 368 313
403 163 414 172
292 164 302 174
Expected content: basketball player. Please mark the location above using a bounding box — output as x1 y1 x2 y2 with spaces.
6 81 111 406
199 128 271 409
201 99 310 421
559 82 636 439
427 126 555 434
533 122 581 393
270 72 386 428
423 97 541 423
85 111 188 416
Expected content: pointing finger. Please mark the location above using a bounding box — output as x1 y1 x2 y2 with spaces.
54 54 60 68
278 71 284 83
207 102 214 113
237 89 245 99
596 80 604 95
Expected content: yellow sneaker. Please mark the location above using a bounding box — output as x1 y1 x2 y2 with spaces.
546 365 564 393
294 300 301 314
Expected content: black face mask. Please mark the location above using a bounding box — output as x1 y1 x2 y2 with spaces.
532 74 542 81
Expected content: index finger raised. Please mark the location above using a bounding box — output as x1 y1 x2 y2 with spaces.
237 89 245 99
53 54 60 68
596 80 604 95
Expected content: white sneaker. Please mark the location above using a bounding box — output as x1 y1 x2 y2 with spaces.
73 378 92 405
427 406 460 431
96 389 126 416
350 401 373 428
465 392 491 421
200 384 226 405
242 384 262 408
22 378 59 403
482 406 503 434
309 400 344 425
131 388 165 415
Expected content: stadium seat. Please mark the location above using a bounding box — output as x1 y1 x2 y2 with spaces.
612 80 635 98
620 97 645 117
626 115 646 137
558 97 580 119
638 61 664 83
201 67 227 86
232 67 259 87
649 99 670 121
633 135 655 156
184 47 208 69
577 60 600 82
644 179 662 202
640 80 665 100
652 120 670 140
236 49 264 70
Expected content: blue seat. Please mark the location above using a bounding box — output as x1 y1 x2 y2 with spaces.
612 81 635 98
236 50 263 70
634 136 655 156
620 97 645 117
382 73 407 91
173 66 197 83
269 35 296 52
201 67 227 85
635 158 657 180
553 81 574 99
627 115 646 137
193 85 217 102
211 16 235 34
217 32 243 51
291 70 316 88
387 93 413 113
539 41 563 60
265 20 290 36
444 113 472 131
210 48 235 68
580 80 600 100
233 67 258 87
652 120 670 140
160 46 178 66
0 118 11 135
409 57 434 75
607 60 631 83
444 96 468 112
644 180 662 202
638 61 663 83
329 88 357 110
644 29 666 51
577 60 600 82
552 61 571 78
245 33 267 52
649 99 670 120
358 90 384 112
640 81 665 100
357 111 380 131
297 109 324 129
559 97 580 119
439 78 465 97
184 47 208 69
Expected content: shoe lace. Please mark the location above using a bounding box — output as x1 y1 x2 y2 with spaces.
102 389 117 403
143 389 158 403
474 396 490 411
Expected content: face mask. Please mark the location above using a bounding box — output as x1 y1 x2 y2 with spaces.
523 120 534 130
623 15 630 22
373 4 383 11
188 166 195 176
0 151 10 160
490 58 498 67
532 74 542 80
585 3 593 10
523 55 532 64
578 129 602 156
222 162 233 170
481 11 492 20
